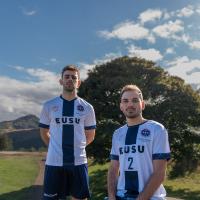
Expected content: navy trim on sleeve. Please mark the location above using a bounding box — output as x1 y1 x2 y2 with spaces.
152 153 171 161
110 154 119 160
39 123 50 129
84 125 96 130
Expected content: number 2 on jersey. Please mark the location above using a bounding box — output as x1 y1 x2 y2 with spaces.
128 157 134 170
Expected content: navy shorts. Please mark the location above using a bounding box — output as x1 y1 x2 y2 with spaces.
43 164 90 200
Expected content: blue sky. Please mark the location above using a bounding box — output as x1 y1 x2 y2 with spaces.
0 0 200 121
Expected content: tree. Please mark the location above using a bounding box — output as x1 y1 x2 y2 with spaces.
0 134 12 150
79 56 200 176
86 119 120 163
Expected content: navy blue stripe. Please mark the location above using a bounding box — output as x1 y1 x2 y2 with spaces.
153 153 171 160
124 126 139 197
39 123 49 129
84 125 96 130
110 154 119 160
125 171 139 197
62 99 75 165
125 125 139 145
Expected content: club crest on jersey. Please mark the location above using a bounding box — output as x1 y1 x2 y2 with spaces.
77 105 84 111
52 106 59 112
141 129 150 137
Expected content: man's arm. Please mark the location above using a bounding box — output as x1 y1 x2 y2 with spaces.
40 128 50 146
107 160 119 200
136 159 167 200
85 129 95 145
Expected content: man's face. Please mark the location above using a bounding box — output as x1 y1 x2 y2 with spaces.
120 90 145 119
60 70 80 92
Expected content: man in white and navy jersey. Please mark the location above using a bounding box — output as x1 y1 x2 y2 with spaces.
107 85 170 200
39 65 96 200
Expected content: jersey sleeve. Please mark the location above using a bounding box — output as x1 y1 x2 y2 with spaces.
84 105 96 130
39 103 50 129
110 131 119 160
152 125 170 161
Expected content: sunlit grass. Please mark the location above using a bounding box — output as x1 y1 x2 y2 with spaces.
88 161 200 200
0 156 39 197
164 168 200 200
1 156 200 200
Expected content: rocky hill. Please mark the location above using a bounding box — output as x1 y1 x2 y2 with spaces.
0 114 39 133
0 115 46 151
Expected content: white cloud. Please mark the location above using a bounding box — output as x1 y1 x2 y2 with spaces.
19 6 37 16
13 66 59 83
165 48 175 54
152 20 184 39
181 34 190 43
79 52 122 79
23 10 37 16
163 5 196 20
176 5 194 18
189 40 200 49
99 21 149 41
50 58 57 62
94 52 122 65
128 45 163 62
196 7 200 14
147 34 156 44
139 9 162 24
163 11 171 20
187 24 193 29
166 56 200 87
0 67 61 122
79 63 95 80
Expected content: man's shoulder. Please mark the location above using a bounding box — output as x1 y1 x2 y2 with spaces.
114 124 127 135
144 120 167 137
145 120 165 129
76 97 94 109
44 96 61 106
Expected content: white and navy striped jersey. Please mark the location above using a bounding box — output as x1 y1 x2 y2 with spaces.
110 120 170 200
39 96 96 166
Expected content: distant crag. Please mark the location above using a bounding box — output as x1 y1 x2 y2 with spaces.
0 114 39 132
0 115 46 151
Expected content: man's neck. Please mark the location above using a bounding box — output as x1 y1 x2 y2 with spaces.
126 116 146 126
62 91 77 101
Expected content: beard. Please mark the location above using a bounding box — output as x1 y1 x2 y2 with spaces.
125 113 141 119
63 85 75 93
123 109 142 119
63 82 76 93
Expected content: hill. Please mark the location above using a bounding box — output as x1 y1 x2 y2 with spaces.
0 115 46 151
0 114 39 133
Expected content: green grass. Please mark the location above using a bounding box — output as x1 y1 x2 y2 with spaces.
1 156 200 200
89 162 109 200
89 162 200 200
0 155 40 200
164 169 200 200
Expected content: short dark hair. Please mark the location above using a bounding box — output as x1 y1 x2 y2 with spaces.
120 84 143 100
61 65 80 79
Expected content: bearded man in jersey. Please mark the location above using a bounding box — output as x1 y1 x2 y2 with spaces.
39 65 96 200
107 85 170 200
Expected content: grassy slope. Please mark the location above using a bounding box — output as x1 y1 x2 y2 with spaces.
89 162 109 200
0 156 200 200
0 156 39 200
89 162 200 200
164 170 200 200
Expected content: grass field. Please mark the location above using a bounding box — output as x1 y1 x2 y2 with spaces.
0 155 200 200
88 162 200 200
164 170 200 200
0 155 40 200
